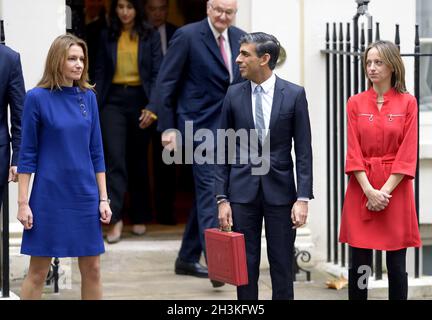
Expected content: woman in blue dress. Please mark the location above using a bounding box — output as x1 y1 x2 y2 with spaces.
16 34 112 300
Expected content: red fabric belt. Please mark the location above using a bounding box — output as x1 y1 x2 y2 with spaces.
363 155 395 188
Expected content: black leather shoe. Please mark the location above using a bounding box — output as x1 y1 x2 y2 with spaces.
210 280 225 288
175 258 208 278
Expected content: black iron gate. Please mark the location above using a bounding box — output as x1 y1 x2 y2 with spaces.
322 0 431 280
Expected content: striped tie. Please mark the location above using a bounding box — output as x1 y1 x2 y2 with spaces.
254 85 265 142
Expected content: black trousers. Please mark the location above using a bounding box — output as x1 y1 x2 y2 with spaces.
0 143 9 208
349 246 408 300
232 190 296 300
100 85 151 224
149 126 176 224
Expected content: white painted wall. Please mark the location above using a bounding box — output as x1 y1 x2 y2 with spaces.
236 0 302 84
1 0 66 223
236 0 251 32
3 0 427 264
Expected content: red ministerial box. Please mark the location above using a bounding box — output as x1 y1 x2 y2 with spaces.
204 228 248 286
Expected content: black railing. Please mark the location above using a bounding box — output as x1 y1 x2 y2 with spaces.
322 11 431 279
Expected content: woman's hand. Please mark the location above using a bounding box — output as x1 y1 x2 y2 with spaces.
17 203 33 230
365 188 392 211
99 201 112 224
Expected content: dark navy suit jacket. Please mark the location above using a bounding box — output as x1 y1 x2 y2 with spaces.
0 45 25 179
215 76 314 205
94 28 163 113
155 18 246 133
165 22 177 43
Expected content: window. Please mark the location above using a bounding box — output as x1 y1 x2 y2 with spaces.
422 245 432 275
416 0 432 111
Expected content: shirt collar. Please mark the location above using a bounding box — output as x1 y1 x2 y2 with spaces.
367 86 398 101
207 17 229 43
251 73 276 94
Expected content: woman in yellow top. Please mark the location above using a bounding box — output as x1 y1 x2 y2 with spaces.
95 0 162 243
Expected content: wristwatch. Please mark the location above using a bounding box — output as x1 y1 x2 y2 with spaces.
99 198 111 205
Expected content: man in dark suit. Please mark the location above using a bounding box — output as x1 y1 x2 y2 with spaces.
215 32 313 300
144 0 178 225
0 45 24 294
0 44 25 207
155 0 246 285
144 0 177 55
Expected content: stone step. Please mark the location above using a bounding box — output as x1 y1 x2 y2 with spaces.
321 262 432 299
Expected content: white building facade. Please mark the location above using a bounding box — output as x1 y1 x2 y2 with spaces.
1 0 431 281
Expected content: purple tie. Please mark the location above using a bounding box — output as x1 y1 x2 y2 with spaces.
218 35 229 70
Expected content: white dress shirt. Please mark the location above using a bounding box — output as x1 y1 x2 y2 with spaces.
250 73 309 202
208 18 233 83
251 73 276 138
157 24 168 55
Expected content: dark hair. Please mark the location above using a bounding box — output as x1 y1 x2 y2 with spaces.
108 0 152 40
239 32 280 70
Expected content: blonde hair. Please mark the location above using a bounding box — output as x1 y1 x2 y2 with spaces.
37 34 94 91
363 40 407 94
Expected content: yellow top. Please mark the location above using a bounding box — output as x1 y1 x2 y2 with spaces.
112 31 141 86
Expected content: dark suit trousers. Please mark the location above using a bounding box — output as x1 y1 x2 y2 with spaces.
178 161 219 263
150 126 176 224
0 182 4 290
232 189 296 300
0 144 9 255
0 143 9 208
0 143 9 185
100 85 152 224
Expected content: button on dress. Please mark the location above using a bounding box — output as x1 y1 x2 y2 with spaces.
18 86 106 257
339 88 422 251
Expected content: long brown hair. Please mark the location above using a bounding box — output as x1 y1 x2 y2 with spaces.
363 40 407 93
37 34 94 91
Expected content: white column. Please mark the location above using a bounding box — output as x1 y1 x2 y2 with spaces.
236 0 251 32
1 0 66 231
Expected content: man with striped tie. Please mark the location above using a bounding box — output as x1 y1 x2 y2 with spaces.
215 32 314 300
155 0 246 288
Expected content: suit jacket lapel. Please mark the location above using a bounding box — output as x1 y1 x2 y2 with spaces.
268 76 284 131
109 39 118 72
228 27 240 80
138 37 143 68
242 82 255 130
200 19 228 71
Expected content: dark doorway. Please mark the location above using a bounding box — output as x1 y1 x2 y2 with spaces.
67 0 207 37
67 0 205 226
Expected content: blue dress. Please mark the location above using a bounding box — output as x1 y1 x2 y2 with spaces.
18 86 106 257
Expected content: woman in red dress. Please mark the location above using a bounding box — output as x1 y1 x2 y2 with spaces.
339 40 421 300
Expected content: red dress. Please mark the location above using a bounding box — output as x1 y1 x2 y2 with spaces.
339 87 422 251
